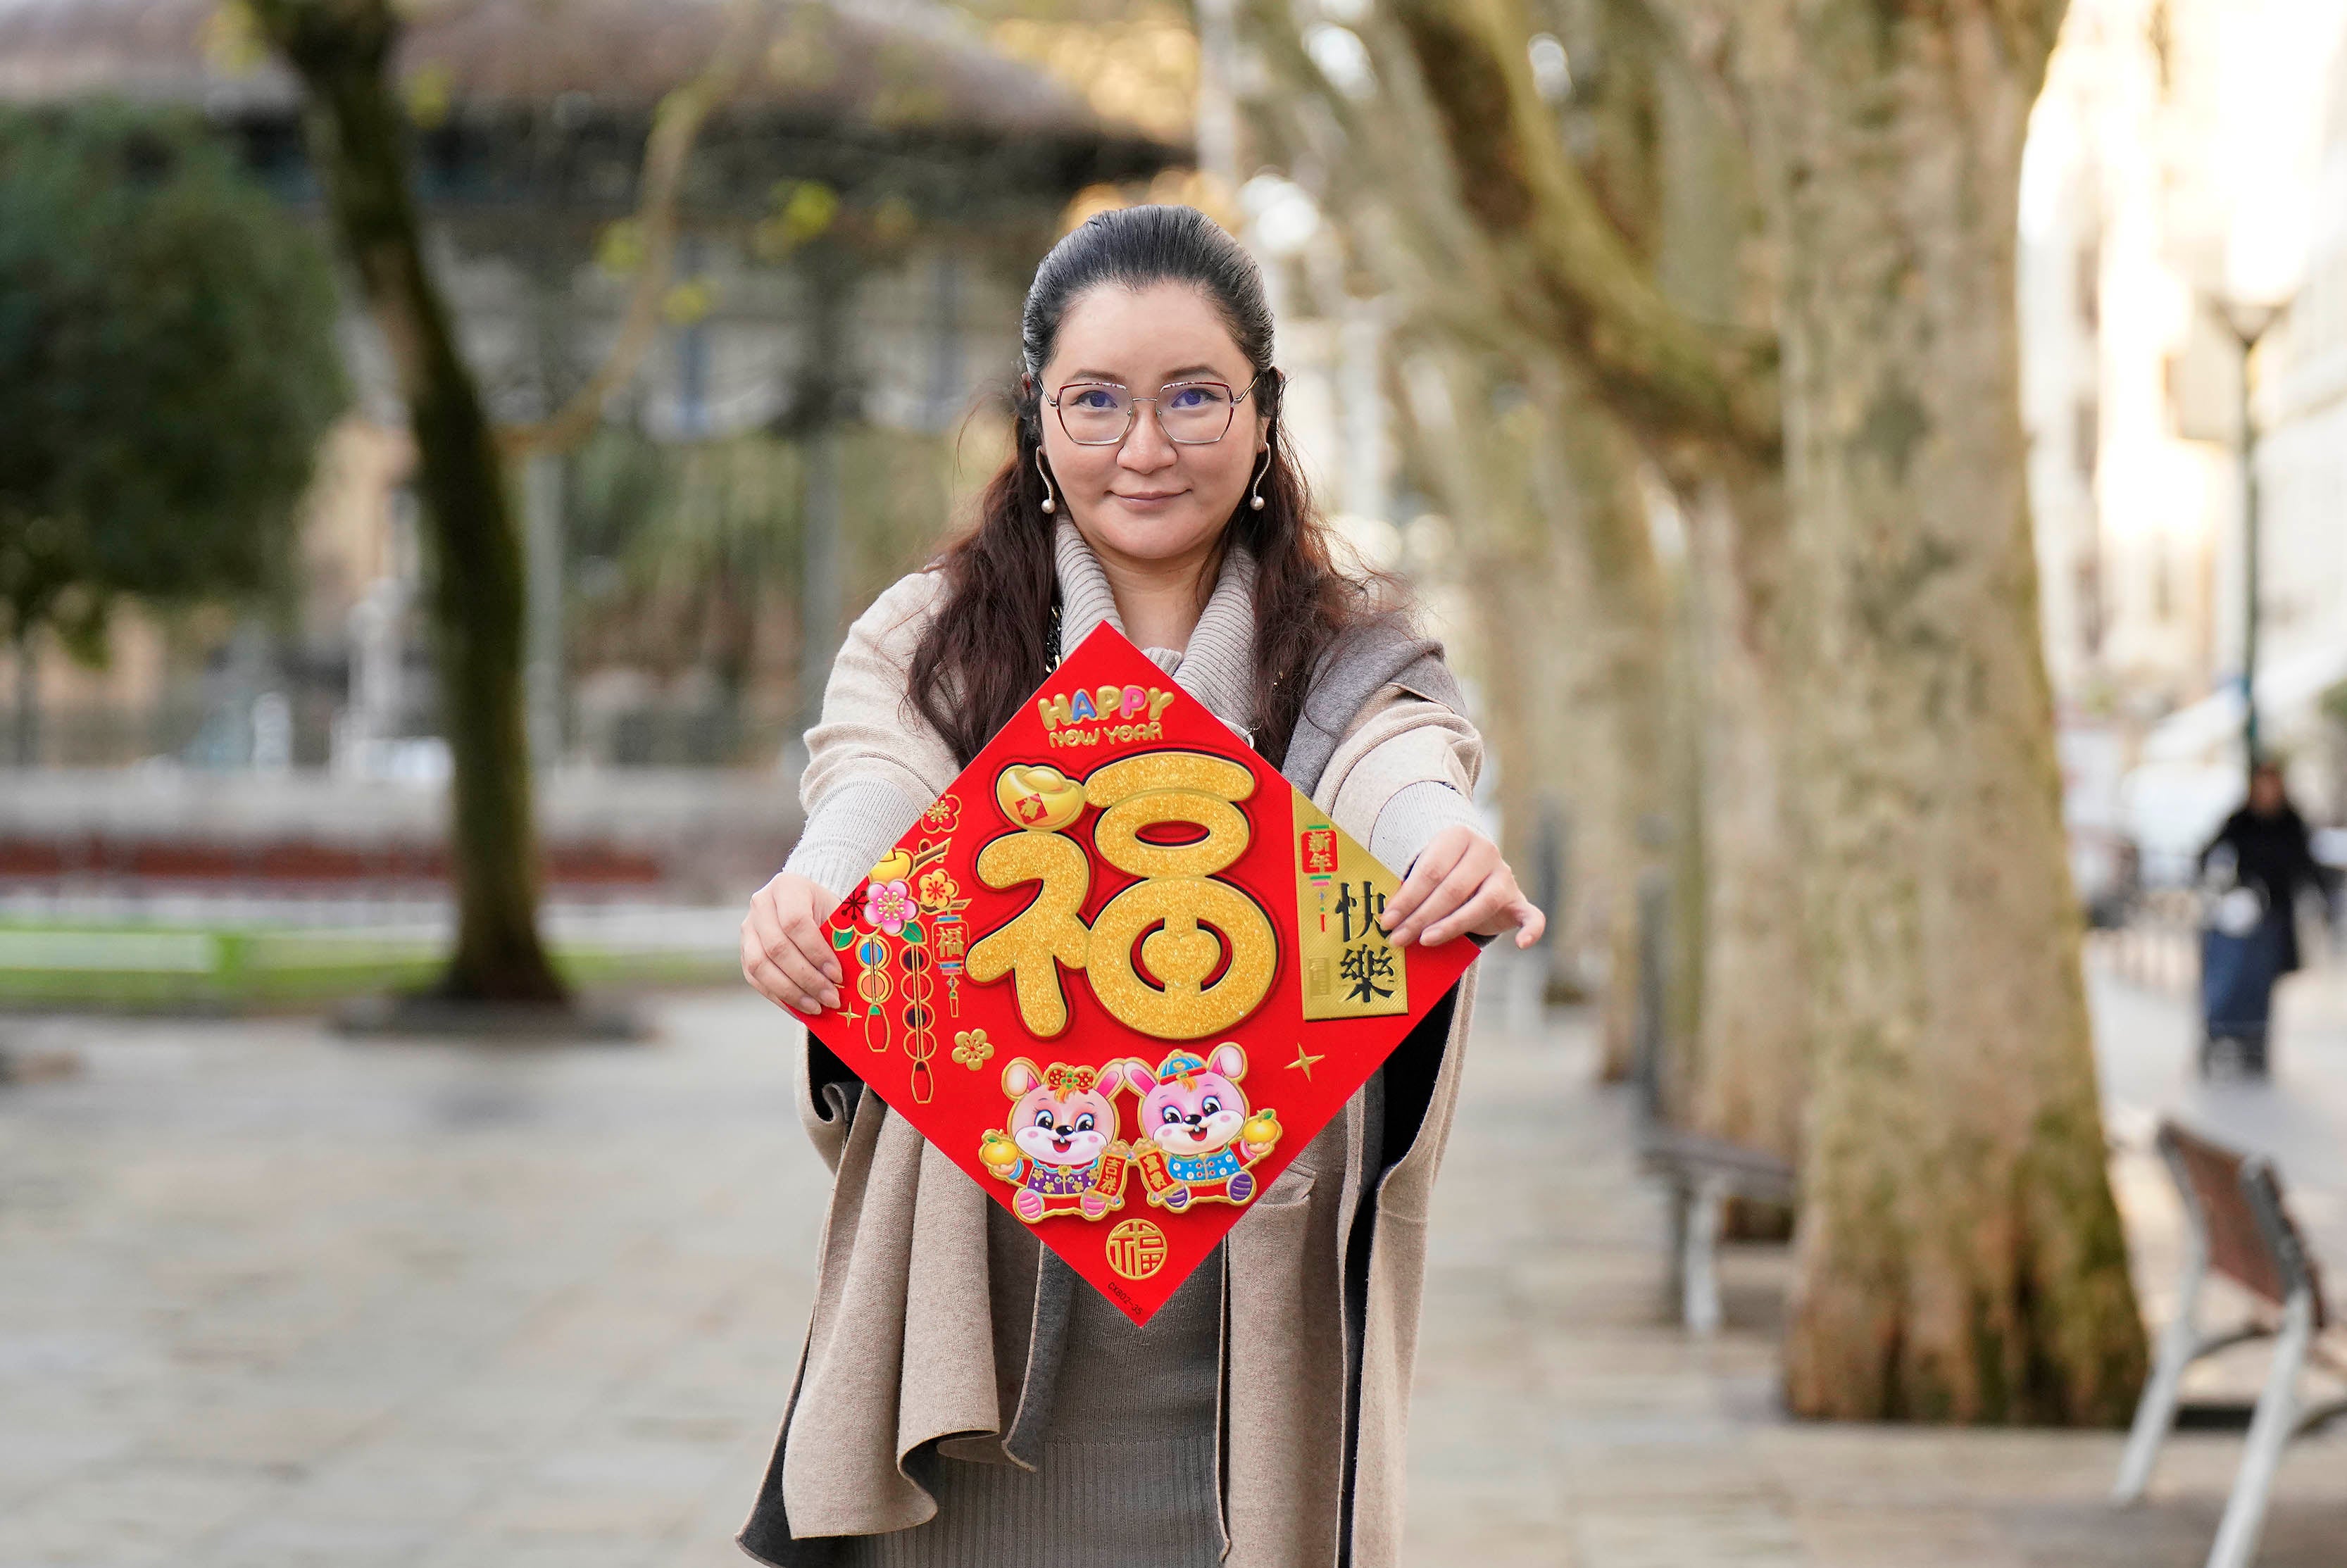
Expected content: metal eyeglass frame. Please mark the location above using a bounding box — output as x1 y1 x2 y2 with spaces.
1042 370 1270 446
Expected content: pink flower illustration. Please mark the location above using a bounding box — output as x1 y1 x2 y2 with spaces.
864 879 915 934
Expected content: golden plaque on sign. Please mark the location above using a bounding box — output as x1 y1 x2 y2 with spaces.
1291 799 1407 1021
1105 1217 1168 1280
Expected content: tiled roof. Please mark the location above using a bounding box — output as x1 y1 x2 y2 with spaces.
0 0 1148 144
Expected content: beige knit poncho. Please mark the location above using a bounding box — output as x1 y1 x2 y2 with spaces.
741 522 1486 1568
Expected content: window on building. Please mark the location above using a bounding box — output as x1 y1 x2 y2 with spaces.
2078 551 2103 656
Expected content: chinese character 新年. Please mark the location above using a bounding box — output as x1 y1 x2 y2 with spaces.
1300 826 1336 875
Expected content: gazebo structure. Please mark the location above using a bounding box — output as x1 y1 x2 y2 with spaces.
0 0 1184 772
0 0 1184 904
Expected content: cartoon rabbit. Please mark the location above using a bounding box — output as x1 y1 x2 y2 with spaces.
978 1059 1134 1222
1118 1043 1282 1212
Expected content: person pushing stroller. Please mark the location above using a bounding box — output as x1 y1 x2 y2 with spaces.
2197 760 2330 1076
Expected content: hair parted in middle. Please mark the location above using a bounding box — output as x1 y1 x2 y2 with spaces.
906 203 1408 768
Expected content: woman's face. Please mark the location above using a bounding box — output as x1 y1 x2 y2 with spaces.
1035 282 1268 570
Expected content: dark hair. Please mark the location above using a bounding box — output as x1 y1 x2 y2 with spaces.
908 204 1403 767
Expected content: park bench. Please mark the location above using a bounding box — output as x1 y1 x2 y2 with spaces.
1636 1124 1796 1335
2113 1119 2347 1568
1627 872 1797 1335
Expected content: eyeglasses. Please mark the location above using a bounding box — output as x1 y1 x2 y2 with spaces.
1044 372 1268 446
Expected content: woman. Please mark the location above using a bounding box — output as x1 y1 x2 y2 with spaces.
737 205 1542 1568
2198 760 2326 1074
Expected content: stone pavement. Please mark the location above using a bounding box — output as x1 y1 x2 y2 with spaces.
1403 959 2347 1567
1 966 2343 1567
0 994 815 1568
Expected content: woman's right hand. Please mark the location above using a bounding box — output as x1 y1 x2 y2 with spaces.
741 871 844 1016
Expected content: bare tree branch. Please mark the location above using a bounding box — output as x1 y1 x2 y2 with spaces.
1241 2 1534 363
499 0 772 458
1382 0 1778 457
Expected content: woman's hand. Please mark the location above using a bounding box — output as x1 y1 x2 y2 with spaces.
742 872 844 1015
1380 827 1547 950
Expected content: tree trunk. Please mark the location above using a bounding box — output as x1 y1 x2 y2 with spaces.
790 239 857 739
1684 458 1808 1167
1363 0 1770 1082
1537 374 1668 1083
1642 33 1808 1145
258 0 564 1003
1723 1 2144 1421
1402 346 1665 1078
11 632 34 767
1355 0 2139 1420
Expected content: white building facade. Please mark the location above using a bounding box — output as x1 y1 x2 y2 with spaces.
2022 0 2347 842
2251 35 2347 803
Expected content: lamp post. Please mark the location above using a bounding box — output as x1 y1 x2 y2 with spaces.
2213 296 2289 781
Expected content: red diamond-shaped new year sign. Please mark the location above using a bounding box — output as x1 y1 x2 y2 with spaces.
810 622 1480 1324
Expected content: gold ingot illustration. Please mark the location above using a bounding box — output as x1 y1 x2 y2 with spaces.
995 763 1087 831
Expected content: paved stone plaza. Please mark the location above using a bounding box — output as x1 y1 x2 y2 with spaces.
1 961 2343 1567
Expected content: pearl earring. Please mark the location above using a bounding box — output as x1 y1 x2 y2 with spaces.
1037 451 1056 515
1248 451 1270 512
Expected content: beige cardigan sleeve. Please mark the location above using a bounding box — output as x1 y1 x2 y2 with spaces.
1322 687 1487 869
781 570 960 902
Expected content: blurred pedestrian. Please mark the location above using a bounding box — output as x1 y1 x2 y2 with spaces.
736 206 1542 1567
2196 760 2325 1075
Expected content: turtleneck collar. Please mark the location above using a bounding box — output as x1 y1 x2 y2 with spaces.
1051 518 1256 739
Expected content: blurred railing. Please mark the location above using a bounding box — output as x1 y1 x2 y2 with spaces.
2089 887 2202 997
0 697 336 769
576 701 789 769
0 767 801 907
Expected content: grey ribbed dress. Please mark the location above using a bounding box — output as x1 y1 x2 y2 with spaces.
834 1209 1223 1568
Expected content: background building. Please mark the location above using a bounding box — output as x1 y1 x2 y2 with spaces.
0 0 1176 901
0 0 1175 777
2252 30 2347 813
2021 0 2347 868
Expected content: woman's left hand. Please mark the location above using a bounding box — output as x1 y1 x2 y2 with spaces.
1380 826 1547 950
